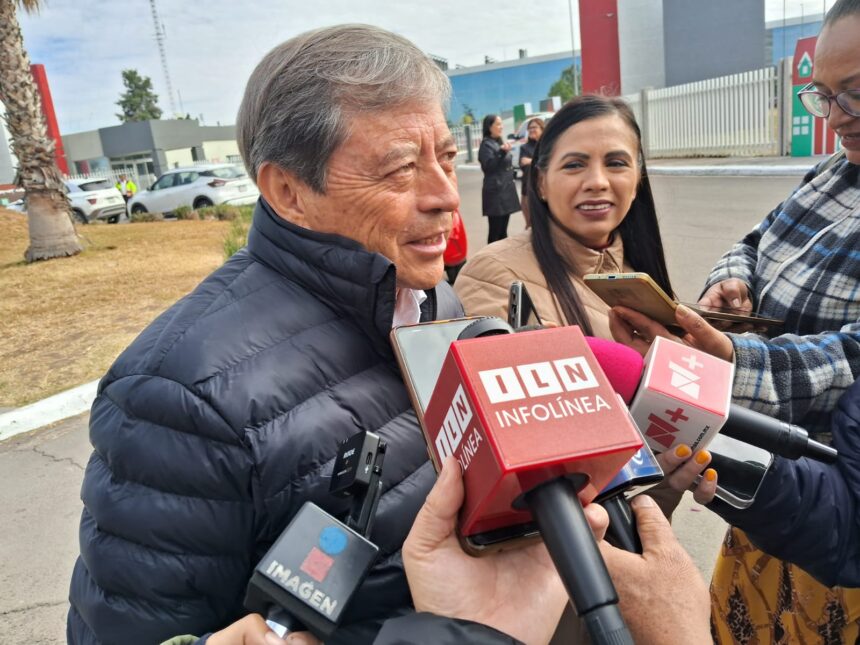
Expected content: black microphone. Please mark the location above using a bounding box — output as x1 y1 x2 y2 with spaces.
244 431 386 639
722 404 837 464
594 444 663 553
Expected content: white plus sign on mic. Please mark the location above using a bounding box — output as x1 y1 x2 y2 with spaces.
681 354 704 371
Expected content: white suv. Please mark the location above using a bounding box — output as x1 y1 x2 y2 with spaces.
64 178 127 224
127 164 259 215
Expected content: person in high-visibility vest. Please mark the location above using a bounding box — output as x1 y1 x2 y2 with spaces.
115 175 137 203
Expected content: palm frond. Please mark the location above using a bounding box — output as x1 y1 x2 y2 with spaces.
17 0 43 15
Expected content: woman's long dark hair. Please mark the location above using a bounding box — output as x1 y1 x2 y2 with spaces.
482 114 500 140
527 95 674 334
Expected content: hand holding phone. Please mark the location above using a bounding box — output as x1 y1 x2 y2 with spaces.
698 278 753 313
584 273 782 334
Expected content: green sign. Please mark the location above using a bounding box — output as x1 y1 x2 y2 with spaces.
791 89 813 156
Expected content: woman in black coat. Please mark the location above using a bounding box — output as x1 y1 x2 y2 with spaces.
479 114 520 244
518 116 544 228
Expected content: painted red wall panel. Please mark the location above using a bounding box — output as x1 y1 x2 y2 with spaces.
578 0 621 95
30 64 68 175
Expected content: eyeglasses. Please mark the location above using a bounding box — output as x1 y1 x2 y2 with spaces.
797 83 860 118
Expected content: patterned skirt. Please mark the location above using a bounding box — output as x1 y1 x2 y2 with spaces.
711 527 860 644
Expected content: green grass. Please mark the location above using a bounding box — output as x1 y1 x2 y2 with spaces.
223 205 255 259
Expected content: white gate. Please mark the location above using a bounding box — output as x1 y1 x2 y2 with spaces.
625 66 781 158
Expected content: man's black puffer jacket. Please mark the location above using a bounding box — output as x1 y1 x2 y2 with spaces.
67 199 464 645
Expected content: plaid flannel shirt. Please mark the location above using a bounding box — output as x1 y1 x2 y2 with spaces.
704 159 860 438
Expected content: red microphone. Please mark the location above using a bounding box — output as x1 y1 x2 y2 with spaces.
423 323 641 645
424 325 643 537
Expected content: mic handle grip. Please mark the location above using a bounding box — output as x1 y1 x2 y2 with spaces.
524 478 634 645
603 494 642 554
724 404 838 463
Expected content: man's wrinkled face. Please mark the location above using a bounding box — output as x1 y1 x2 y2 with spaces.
299 102 459 289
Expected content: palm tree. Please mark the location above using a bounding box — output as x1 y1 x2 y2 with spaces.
0 0 82 261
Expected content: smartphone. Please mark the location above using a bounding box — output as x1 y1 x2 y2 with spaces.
584 273 679 327
584 272 783 331
688 302 784 333
701 434 774 509
390 318 540 553
507 281 543 329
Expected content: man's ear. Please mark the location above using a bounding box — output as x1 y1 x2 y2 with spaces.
257 162 312 227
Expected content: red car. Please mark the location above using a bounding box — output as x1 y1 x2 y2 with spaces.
444 209 468 283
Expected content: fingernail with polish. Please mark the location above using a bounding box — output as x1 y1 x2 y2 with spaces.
695 450 711 465
674 444 692 458
705 468 717 482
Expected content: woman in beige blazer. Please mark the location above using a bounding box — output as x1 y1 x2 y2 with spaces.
455 95 673 340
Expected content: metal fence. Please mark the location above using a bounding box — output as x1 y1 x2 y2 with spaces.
450 124 483 160
449 62 789 161
65 167 153 191
623 64 786 158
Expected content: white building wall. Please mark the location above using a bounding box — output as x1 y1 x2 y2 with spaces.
0 102 18 185
202 139 240 164
165 147 195 169
618 0 666 95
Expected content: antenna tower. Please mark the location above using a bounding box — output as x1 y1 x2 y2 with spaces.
149 0 177 116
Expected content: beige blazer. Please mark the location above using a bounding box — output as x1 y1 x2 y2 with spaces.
454 226 632 339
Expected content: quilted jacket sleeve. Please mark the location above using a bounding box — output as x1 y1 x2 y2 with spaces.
67 374 258 645
709 378 860 588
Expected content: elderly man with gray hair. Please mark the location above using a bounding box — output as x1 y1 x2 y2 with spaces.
67 24 462 645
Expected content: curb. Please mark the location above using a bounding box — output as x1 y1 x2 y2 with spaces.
457 164 810 176
647 165 810 177
0 380 99 443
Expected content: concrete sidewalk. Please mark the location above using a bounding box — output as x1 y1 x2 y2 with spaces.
0 413 90 645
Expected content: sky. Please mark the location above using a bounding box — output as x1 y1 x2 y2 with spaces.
16 0 836 135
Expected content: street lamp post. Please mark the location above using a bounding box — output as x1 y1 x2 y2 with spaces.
567 0 579 95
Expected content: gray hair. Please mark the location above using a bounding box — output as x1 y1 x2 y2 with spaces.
824 0 860 26
237 24 451 193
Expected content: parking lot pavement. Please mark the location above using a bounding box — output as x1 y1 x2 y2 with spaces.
0 413 90 645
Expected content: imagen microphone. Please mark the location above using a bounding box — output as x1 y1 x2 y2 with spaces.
423 321 641 645
244 431 386 640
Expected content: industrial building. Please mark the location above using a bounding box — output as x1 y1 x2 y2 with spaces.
445 2 826 125
61 120 240 184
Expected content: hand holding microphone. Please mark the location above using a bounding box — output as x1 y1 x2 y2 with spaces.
654 444 719 505
403 457 609 645
599 496 713 645
395 457 711 645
